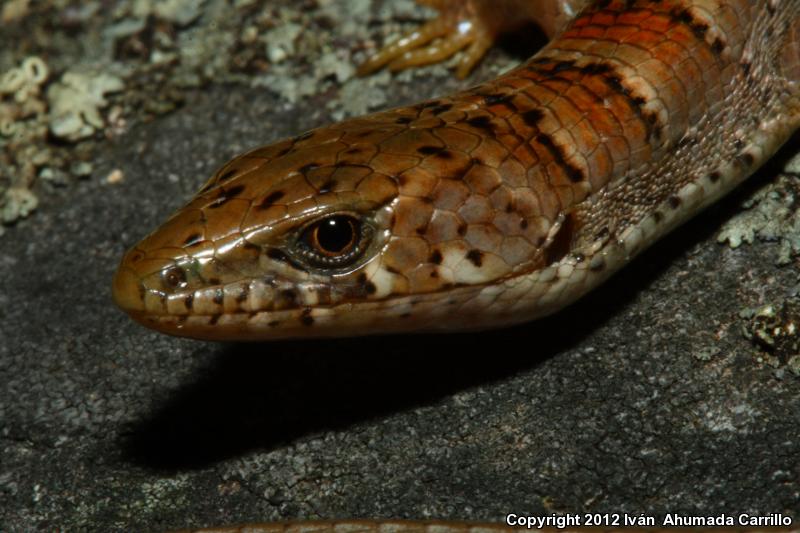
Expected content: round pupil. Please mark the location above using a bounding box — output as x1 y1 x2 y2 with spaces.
316 217 355 253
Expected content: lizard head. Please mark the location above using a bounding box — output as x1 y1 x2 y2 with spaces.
113 102 553 340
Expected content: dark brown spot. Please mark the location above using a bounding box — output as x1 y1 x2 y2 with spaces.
267 248 289 262
430 270 439 278
429 250 443 264
184 294 194 309
236 285 249 303
644 112 664 141
213 289 224 305
417 145 445 156
672 8 709 39
243 241 260 252
183 233 203 247
668 195 681 209
258 190 285 209
210 184 246 208
217 168 237 183
466 116 494 131
280 289 298 304
400 312 412 318
708 171 721 183
457 224 468 236
268 320 280 327
737 152 755 167
226 184 245 196
550 60 576 73
299 163 320 174
430 103 453 115
300 309 314 326
209 315 220 326
319 180 336 193
546 212 577 266
599 73 656 139
520 219 528 229
484 93 511 105
466 249 483 267
580 62 613 75
209 277 221 285
536 134 584 183
365 281 377 294
520 109 544 127
395 117 413 124
602 73 627 94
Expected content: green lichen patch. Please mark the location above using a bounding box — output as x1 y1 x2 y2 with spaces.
47 70 125 142
740 297 800 375
0 56 50 231
717 174 800 266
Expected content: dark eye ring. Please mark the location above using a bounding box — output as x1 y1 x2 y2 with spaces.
295 214 371 268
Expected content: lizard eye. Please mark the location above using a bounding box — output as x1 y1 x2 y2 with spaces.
162 265 187 289
309 215 358 255
294 214 372 269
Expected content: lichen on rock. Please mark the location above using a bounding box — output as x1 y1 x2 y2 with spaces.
47 70 125 142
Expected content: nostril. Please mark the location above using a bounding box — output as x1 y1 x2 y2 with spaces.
162 266 187 289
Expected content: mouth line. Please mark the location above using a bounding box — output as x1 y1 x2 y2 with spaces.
126 275 505 321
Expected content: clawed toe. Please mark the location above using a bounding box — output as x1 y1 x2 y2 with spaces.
358 2 494 79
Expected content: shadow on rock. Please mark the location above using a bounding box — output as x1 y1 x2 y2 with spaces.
122 292 616 471
120 154 762 471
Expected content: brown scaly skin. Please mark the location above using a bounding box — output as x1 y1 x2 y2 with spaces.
114 0 800 343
